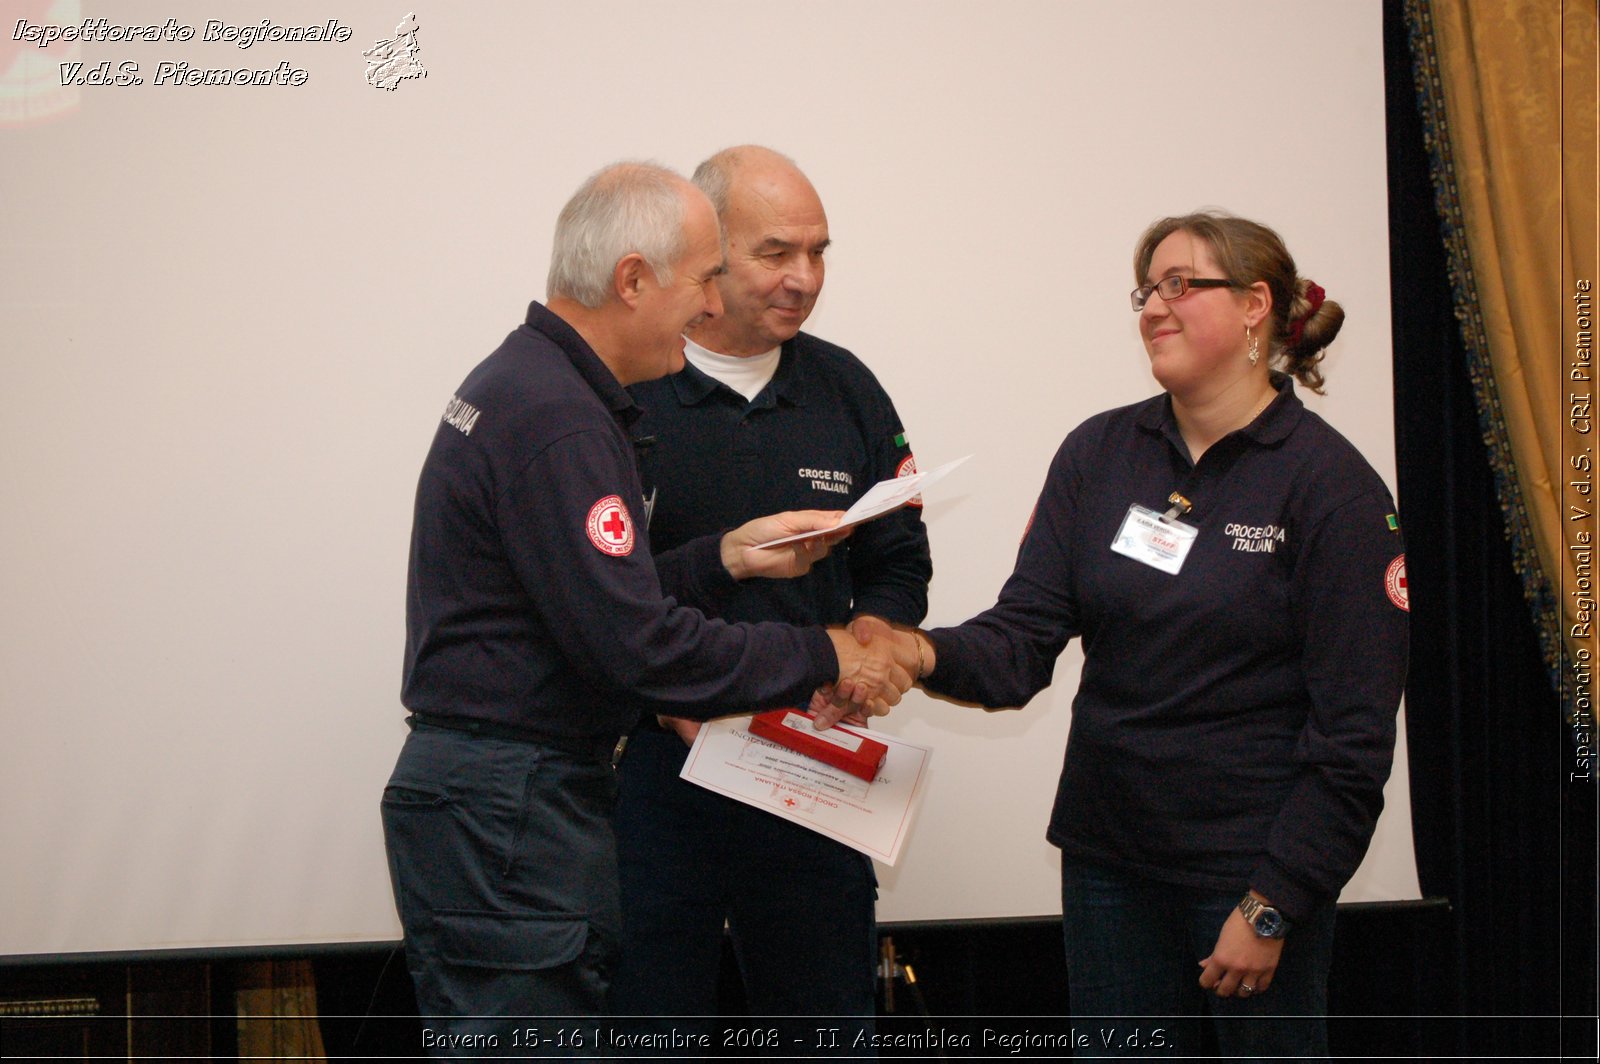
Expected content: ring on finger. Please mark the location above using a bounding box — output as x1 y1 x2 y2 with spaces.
1239 983 1255 996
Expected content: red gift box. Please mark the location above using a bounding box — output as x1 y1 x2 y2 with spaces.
748 709 888 783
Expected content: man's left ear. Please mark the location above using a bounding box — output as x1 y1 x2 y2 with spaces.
613 252 649 308
1242 280 1272 330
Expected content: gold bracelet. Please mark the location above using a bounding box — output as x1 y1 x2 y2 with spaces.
914 632 927 679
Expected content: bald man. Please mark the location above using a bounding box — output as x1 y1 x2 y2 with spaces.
608 147 931 1029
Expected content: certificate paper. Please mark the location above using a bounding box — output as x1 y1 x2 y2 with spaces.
680 715 933 865
752 455 972 549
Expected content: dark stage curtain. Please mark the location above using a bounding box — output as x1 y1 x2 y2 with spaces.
1384 2 1595 1056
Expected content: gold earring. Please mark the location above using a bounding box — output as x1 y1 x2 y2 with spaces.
1247 325 1260 367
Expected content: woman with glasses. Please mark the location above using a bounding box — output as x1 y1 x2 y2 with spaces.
899 211 1408 1056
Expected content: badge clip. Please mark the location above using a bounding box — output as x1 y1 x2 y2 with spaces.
1162 492 1193 523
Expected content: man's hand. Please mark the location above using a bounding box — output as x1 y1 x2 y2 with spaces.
847 613 895 650
817 627 913 728
852 617 928 680
656 715 701 746
721 510 850 581
809 619 928 718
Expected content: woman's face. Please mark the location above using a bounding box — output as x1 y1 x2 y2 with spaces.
1139 230 1252 398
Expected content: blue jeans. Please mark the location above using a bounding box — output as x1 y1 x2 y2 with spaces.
1060 854 1335 1060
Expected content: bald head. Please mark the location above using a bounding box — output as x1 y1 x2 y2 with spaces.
692 145 804 216
687 146 830 357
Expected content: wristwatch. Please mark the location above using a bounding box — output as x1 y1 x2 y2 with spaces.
1237 894 1288 938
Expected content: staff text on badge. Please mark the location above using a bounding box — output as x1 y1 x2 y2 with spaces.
1110 504 1199 575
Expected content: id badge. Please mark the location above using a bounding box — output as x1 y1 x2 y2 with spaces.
1110 504 1198 575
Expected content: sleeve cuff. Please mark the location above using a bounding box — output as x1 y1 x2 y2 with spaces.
666 533 739 610
1248 861 1323 926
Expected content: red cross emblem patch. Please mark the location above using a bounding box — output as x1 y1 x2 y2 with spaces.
586 495 635 557
1385 554 1408 612
895 454 923 509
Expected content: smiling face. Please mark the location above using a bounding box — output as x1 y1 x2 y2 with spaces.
1139 230 1257 400
690 159 829 357
631 189 726 383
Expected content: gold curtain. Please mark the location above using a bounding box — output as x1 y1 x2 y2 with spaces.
1410 0 1598 703
235 959 328 1063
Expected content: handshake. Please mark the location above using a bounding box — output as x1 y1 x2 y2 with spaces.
716 509 934 730
657 512 938 746
659 618 932 746
813 615 934 729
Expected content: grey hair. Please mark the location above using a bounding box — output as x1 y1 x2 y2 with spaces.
546 161 688 308
691 145 800 219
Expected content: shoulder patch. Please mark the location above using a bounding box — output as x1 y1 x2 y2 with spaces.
586 495 635 557
895 454 923 509
1385 554 1408 611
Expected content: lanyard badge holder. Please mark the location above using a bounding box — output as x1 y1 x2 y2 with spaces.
1110 492 1199 575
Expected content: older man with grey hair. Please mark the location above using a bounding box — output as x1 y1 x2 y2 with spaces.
382 160 910 1047
608 146 931 1037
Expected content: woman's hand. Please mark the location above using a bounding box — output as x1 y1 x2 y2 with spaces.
1198 905 1284 999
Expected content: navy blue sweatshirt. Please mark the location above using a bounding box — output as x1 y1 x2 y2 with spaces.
924 377 1409 921
401 302 836 742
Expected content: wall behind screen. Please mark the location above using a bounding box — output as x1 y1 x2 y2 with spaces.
0 0 1415 958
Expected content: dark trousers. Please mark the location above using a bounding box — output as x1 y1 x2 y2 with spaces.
606 728 878 1032
1060 853 1336 1061
382 723 620 1058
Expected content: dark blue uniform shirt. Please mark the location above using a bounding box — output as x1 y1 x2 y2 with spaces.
631 331 931 633
401 302 837 743
925 376 1408 921
605 332 930 1020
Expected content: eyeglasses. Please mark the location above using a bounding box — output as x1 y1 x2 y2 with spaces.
1130 276 1237 311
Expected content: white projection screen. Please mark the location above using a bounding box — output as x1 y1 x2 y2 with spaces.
0 0 1419 959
